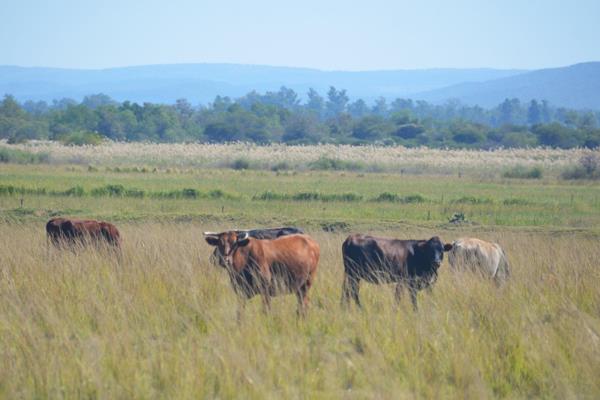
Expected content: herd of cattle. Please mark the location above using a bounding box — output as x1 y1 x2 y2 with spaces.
46 217 510 314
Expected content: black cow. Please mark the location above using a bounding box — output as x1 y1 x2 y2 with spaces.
341 234 452 309
208 227 304 267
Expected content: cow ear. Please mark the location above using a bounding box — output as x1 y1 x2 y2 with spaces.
443 243 453 252
205 236 219 246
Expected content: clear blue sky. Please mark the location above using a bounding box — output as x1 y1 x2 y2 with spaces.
1 0 599 70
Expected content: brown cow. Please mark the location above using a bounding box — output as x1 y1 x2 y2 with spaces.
342 234 453 310
204 231 320 315
46 217 122 249
209 227 304 267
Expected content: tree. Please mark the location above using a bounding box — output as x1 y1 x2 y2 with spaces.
371 97 388 117
533 123 580 148
498 98 521 126
347 99 369 118
390 98 413 113
527 100 541 125
306 88 324 117
352 116 392 141
325 87 349 117
0 95 26 119
82 93 116 109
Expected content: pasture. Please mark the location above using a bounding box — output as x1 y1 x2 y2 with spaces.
1 144 600 398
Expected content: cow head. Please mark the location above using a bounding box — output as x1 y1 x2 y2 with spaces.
204 231 250 268
419 236 453 269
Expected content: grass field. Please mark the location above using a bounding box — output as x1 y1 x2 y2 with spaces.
1 145 600 398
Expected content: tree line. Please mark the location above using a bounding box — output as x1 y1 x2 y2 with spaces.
1 87 599 148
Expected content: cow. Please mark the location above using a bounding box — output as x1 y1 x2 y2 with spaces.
209 227 304 267
342 234 453 310
204 231 319 316
447 237 510 285
46 217 122 249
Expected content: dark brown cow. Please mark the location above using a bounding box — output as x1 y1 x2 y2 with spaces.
46 217 122 249
209 227 304 267
342 234 452 309
204 231 319 315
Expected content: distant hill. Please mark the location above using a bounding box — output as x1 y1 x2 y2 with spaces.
414 62 600 109
0 64 523 104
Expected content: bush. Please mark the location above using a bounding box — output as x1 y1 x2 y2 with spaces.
562 154 600 180
125 189 145 198
0 185 46 196
502 165 543 179
182 188 199 198
63 186 85 197
58 131 104 146
231 158 251 170
308 157 365 171
503 198 531 206
271 161 291 172
401 194 426 204
253 191 287 201
0 148 50 164
372 192 426 203
452 196 494 204
373 192 400 202
91 184 125 197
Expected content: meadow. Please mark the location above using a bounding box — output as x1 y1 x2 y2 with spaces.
1 143 600 398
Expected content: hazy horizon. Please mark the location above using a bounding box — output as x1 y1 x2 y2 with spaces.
2 1 599 71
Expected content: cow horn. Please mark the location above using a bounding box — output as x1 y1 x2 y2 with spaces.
203 231 219 236
237 232 249 241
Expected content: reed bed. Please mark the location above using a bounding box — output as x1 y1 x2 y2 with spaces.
3 141 597 175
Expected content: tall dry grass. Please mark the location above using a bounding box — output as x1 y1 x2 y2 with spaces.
3 140 597 175
1 222 599 398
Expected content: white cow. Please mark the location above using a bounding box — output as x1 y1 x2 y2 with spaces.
447 238 510 284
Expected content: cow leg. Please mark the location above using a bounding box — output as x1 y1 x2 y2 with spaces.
394 282 405 305
409 283 419 311
296 277 313 317
341 275 361 308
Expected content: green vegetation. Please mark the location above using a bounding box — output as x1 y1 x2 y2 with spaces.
0 147 49 164
562 154 600 180
502 165 543 179
1 164 599 229
1 155 599 398
2 90 600 148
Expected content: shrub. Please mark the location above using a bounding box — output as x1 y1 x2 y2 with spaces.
373 192 401 202
181 188 199 198
372 192 426 203
58 131 104 146
0 185 47 196
502 165 543 179
562 154 600 180
125 189 145 198
271 161 292 172
308 157 365 171
0 148 50 164
63 186 85 197
401 194 426 204
503 198 531 206
452 196 493 204
231 158 251 170
253 191 287 201
208 189 225 199
91 184 125 197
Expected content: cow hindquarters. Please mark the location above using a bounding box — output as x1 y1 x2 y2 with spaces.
493 251 510 286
